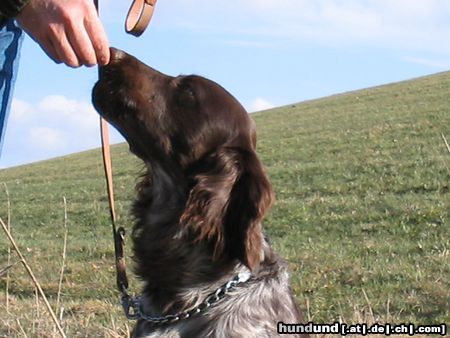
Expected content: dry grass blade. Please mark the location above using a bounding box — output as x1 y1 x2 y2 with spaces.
56 196 69 317
0 217 67 338
16 318 28 338
361 287 375 324
0 263 13 277
386 298 391 322
305 297 311 321
0 261 20 277
442 133 450 154
32 287 39 335
4 183 11 314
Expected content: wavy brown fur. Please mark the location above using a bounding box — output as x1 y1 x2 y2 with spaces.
93 48 307 338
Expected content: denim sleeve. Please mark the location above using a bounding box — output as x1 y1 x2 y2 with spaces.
0 20 23 157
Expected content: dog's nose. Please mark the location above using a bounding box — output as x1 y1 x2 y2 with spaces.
109 47 126 63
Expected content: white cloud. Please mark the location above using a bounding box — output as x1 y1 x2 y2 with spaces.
38 95 77 113
10 98 32 122
1 95 124 167
37 95 99 131
248 98 275 113
29 127 66 151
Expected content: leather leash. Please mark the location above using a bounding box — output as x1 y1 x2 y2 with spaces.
100 118 129 294
94 0 156 301
126 0 158 37
94 0 129 298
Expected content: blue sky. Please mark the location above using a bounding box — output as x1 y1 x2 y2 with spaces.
2 0 450 168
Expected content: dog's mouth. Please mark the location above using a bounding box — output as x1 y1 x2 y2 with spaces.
92 48 173 161
92 49 146 159
92 50 138 122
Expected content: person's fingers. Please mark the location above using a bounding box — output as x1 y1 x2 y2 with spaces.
84 10 110 65
42 36 63 65
25 29 62 65
16 0 110 67
60 1 109 67
48 24 81 68
28 20 80 67
66 19 97 67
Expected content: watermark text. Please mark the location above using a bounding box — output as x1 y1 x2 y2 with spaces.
277 321 447 336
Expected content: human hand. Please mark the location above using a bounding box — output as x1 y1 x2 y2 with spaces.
16 0 110 67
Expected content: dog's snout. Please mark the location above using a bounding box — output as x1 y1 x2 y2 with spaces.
108 47 126 63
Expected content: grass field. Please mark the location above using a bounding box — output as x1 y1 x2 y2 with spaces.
1 72 449 337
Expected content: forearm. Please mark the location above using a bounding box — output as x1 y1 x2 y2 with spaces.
0 0 30 23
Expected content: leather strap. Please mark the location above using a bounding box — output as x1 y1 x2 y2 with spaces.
100 118 116 225
95 0 154 299
125 0 157 36
100 118 130 293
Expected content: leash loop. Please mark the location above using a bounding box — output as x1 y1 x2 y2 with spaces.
122 294 142 320
125 0 158 36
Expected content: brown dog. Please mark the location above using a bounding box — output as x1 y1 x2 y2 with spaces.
93 48 307 338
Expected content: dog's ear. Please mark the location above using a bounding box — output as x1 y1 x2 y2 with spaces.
180 147 274 270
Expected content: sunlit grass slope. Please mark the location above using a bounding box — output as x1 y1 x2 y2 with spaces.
1 72 449 336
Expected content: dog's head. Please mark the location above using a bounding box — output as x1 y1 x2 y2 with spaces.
93 48 274 270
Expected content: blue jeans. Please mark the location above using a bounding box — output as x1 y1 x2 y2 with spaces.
0 20 23 157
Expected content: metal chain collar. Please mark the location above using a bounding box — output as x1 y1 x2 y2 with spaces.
121 271 251 324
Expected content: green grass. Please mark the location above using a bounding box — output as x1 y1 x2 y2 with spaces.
1 72 449 336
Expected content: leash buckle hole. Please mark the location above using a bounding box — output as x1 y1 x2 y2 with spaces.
122 295 141 320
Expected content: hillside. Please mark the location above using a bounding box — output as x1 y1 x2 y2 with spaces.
1 72 449 336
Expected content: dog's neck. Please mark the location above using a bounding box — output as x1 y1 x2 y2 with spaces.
132 160 242 314
134 161 186 225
